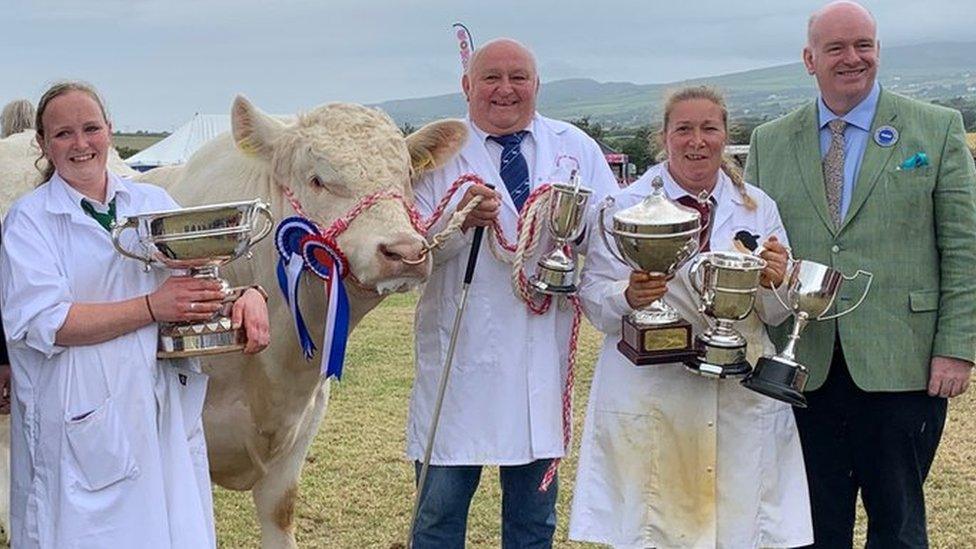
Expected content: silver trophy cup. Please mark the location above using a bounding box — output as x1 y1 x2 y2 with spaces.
529 170 593 295
111 199 275 358
598 176 704 365
687 251 766 378
741 259 872 406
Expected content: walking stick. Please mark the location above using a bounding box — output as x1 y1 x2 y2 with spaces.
405 191 491 549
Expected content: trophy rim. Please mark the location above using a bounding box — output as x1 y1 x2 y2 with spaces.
122 198 269 222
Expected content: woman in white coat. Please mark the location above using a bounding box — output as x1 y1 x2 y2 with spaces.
0 82 270 548
568 86 813 548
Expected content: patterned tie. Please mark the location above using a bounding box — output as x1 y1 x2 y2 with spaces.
823 119 847 226
676 195 714 253
489 131 531 212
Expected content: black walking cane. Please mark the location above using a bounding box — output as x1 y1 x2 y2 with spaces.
404 187 492 548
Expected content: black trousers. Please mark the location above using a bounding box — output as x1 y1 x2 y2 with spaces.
793 342 947 549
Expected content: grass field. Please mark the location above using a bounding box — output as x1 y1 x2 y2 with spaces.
113 133 166 152
213 292 976 548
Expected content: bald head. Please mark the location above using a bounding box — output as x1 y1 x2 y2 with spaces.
466 38 538 78
808 1 876 46
803 1 880 115
462 37 540 135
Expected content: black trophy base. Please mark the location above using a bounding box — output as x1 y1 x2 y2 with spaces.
741 356 809 407
619 317 698 366
684 337 752 378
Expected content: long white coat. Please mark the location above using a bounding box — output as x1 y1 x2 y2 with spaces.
569 164 813 548
0 173 215 548
407 114 618 464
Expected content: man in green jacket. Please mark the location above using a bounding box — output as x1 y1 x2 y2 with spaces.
745 2 976 547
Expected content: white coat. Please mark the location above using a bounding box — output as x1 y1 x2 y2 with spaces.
0 172 215 548
407 114 619 464
569 164 813 548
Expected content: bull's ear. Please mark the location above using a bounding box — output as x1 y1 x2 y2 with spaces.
406 119 467 176
231 95 285 159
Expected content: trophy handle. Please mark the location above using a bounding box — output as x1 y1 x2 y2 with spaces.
598 197 630 266
248 201 275 249
767 247 797 314
688 253 708 295
110 216 152 270
816 269 874 321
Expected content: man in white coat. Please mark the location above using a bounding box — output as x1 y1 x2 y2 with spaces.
407 38 618 548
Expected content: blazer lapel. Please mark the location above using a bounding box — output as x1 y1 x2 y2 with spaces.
840 90 898 233
790 103 836 235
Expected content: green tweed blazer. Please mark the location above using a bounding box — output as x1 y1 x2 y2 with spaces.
746 89 976 391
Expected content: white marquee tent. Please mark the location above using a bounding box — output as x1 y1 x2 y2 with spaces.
125 114 230 171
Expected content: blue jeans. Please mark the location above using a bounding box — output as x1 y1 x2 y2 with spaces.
411 459 558 549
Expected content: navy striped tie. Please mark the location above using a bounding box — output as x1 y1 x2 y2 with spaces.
489 131 530 212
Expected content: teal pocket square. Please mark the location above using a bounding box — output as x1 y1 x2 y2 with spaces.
898 152 929 170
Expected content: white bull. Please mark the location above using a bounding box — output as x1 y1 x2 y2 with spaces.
0 98 467 548
152 96 466 548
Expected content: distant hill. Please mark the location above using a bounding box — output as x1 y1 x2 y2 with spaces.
374 41 976 127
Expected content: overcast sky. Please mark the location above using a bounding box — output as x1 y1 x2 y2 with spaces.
2 0 973 131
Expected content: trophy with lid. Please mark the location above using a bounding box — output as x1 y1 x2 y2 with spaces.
599 176 706 365
529 168 593 295
111 199 274 358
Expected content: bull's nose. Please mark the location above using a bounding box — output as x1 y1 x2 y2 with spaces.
378 234 427 265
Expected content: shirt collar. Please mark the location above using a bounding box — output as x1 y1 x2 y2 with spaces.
469 115 537 144
817 81 881 131
49 171 130 215
660 161 727 205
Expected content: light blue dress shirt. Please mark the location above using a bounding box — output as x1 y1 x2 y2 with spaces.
817 81 881 221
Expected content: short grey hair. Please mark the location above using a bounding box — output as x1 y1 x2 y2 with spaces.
1 99 35 138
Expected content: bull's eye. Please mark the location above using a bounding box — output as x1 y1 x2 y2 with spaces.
310 176 325 188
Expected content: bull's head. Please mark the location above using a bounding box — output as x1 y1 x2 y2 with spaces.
230 96 466 295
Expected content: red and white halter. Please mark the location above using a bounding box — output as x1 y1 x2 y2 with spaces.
280 174 581 492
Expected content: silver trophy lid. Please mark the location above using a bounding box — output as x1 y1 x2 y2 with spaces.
613 176 701 236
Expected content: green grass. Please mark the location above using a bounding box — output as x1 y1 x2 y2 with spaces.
213 292 976 548
113 133 166 151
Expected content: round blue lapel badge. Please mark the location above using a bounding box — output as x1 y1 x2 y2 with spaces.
874 125 899 147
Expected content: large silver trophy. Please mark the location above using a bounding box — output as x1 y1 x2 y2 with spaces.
529 169 593 295
687 251 766 378
599 176 704 365
111 199 274 358
741 259 872 406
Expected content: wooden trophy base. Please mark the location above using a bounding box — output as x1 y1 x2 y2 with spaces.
618 316 698 365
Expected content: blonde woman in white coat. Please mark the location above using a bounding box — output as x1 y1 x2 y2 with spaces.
0 82 270 548
569 87 813 549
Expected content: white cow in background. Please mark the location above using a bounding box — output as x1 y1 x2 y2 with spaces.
0 97 466 547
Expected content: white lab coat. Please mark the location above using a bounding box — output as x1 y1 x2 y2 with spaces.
0 172 215 548
569 164 813 548
407 114 619 464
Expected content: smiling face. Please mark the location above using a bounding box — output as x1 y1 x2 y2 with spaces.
663 98 727 193
37 89 112 192
803 2 879 116
462 39 539 135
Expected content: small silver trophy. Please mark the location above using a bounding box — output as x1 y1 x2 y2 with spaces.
111 199 274 358
599 176 704 365
686 250 767 378
529 169 593 295
741 259 872 406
